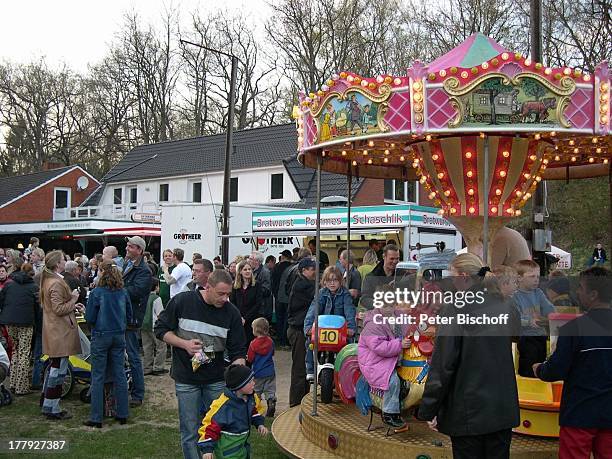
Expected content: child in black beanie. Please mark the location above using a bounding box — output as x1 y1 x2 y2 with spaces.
198 364 268 459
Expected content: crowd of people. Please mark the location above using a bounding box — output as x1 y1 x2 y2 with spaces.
0 235 610 459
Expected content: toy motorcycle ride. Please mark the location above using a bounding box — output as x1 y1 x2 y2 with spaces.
310 314 349 404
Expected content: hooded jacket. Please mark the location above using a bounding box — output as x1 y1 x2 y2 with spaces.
358 308 403 390
303 286 357 335
198 388 265 458
0 270 38 326
247 336 275 379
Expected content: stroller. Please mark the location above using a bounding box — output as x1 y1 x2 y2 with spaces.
41 327 133 407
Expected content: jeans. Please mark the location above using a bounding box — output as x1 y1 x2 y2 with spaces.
125 329 145 401
382 370 401 414
175 380 226 459
305 337 314 375
90 333 129 423
31 331 44 388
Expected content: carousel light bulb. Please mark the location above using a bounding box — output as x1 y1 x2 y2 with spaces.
524 173 531 179
516 190 523 197
384 149 390 155
495 189 502 196
534 133 541 140
596 147 602 154
535 176 542 182
563 67 571 75
420 176 427 184
592 137 598 144
438 209 445 216
322 151 326 157
479 132 486 138
368 140 375 147
450 208 457 214
352 160 357 166
468 206 476 214
573 148 579 154
571 156 577 162
515 209 522 216
437 172 445 179
428 192 436 199
466 170 474 178
390 143 396 148
554 155 561 161
412 162 419 169
341 150 347 156
604 159 609 164
400 155 405 161
367 159 373 164
467 188 475 196
529 154 537 161
432 153 439 161
589 157 595 163
426 134 432 141
545 68 552 75
412 81 422 91
543 158 549 164
363 150 368 156
383 157 389 163
569 139 575 146
499 170 507 177
502 151 510 158
465 151 473 159
491 206 498 213
444 190 451 197
506 208 515 215
551 131 556 137
393 78 402 86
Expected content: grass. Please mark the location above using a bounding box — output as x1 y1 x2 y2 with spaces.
0 382 287 458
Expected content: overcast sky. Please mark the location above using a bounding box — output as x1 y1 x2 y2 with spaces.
1 0 270 72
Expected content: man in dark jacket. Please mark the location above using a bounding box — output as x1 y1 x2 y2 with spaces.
62 261 87 306
361 244 400 309
418 287 521 459
286 257 316 407
534 267 612 459
249 252 272 322
122 236 153 407
271 250 294 347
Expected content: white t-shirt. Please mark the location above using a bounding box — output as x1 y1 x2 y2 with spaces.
170 262 192 298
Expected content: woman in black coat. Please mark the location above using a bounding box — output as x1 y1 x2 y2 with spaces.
0 264 38 395
417 253 520 459
230 260 263 346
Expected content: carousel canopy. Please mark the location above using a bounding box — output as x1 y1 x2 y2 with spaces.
295 34 610 218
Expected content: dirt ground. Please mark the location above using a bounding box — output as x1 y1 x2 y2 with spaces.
147 348 292 414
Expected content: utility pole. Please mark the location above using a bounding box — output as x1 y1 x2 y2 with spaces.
530 0 550 274
180 39 238 265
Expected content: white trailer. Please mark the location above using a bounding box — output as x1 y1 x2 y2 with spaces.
160 203 301 262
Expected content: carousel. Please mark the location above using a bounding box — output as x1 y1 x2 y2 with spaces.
272 33 610 459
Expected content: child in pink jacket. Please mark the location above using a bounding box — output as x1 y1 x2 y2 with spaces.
358 304 411 428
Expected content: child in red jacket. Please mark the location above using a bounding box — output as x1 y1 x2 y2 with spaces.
247 318 276 417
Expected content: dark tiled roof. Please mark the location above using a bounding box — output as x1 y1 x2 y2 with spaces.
102 123 299 183
0 166 75 207
81 184 104 206
283 156 364 208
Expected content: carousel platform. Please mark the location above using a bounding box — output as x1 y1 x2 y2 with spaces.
272 394 559 459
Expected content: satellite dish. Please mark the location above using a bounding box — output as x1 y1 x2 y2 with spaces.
76 176 89 191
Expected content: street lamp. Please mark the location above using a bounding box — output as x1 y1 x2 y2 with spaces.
180 39 238 265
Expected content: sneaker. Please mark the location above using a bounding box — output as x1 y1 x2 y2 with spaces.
382 412 404 428
266 399 276 418
44 410 72 421
306 373 314 382
129 399 143 408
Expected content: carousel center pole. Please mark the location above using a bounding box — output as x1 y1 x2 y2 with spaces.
312 154 322 417
483 136 490 264
346 167 352 289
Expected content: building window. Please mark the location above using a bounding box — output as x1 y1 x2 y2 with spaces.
230 177 238 202
271 173 283 199
192 182 202 203
384 179 417 203
479 96 487 105
113 188 122 204
54 188 70 209
159 183 169 202
129 187 137 204
498 96 506 104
